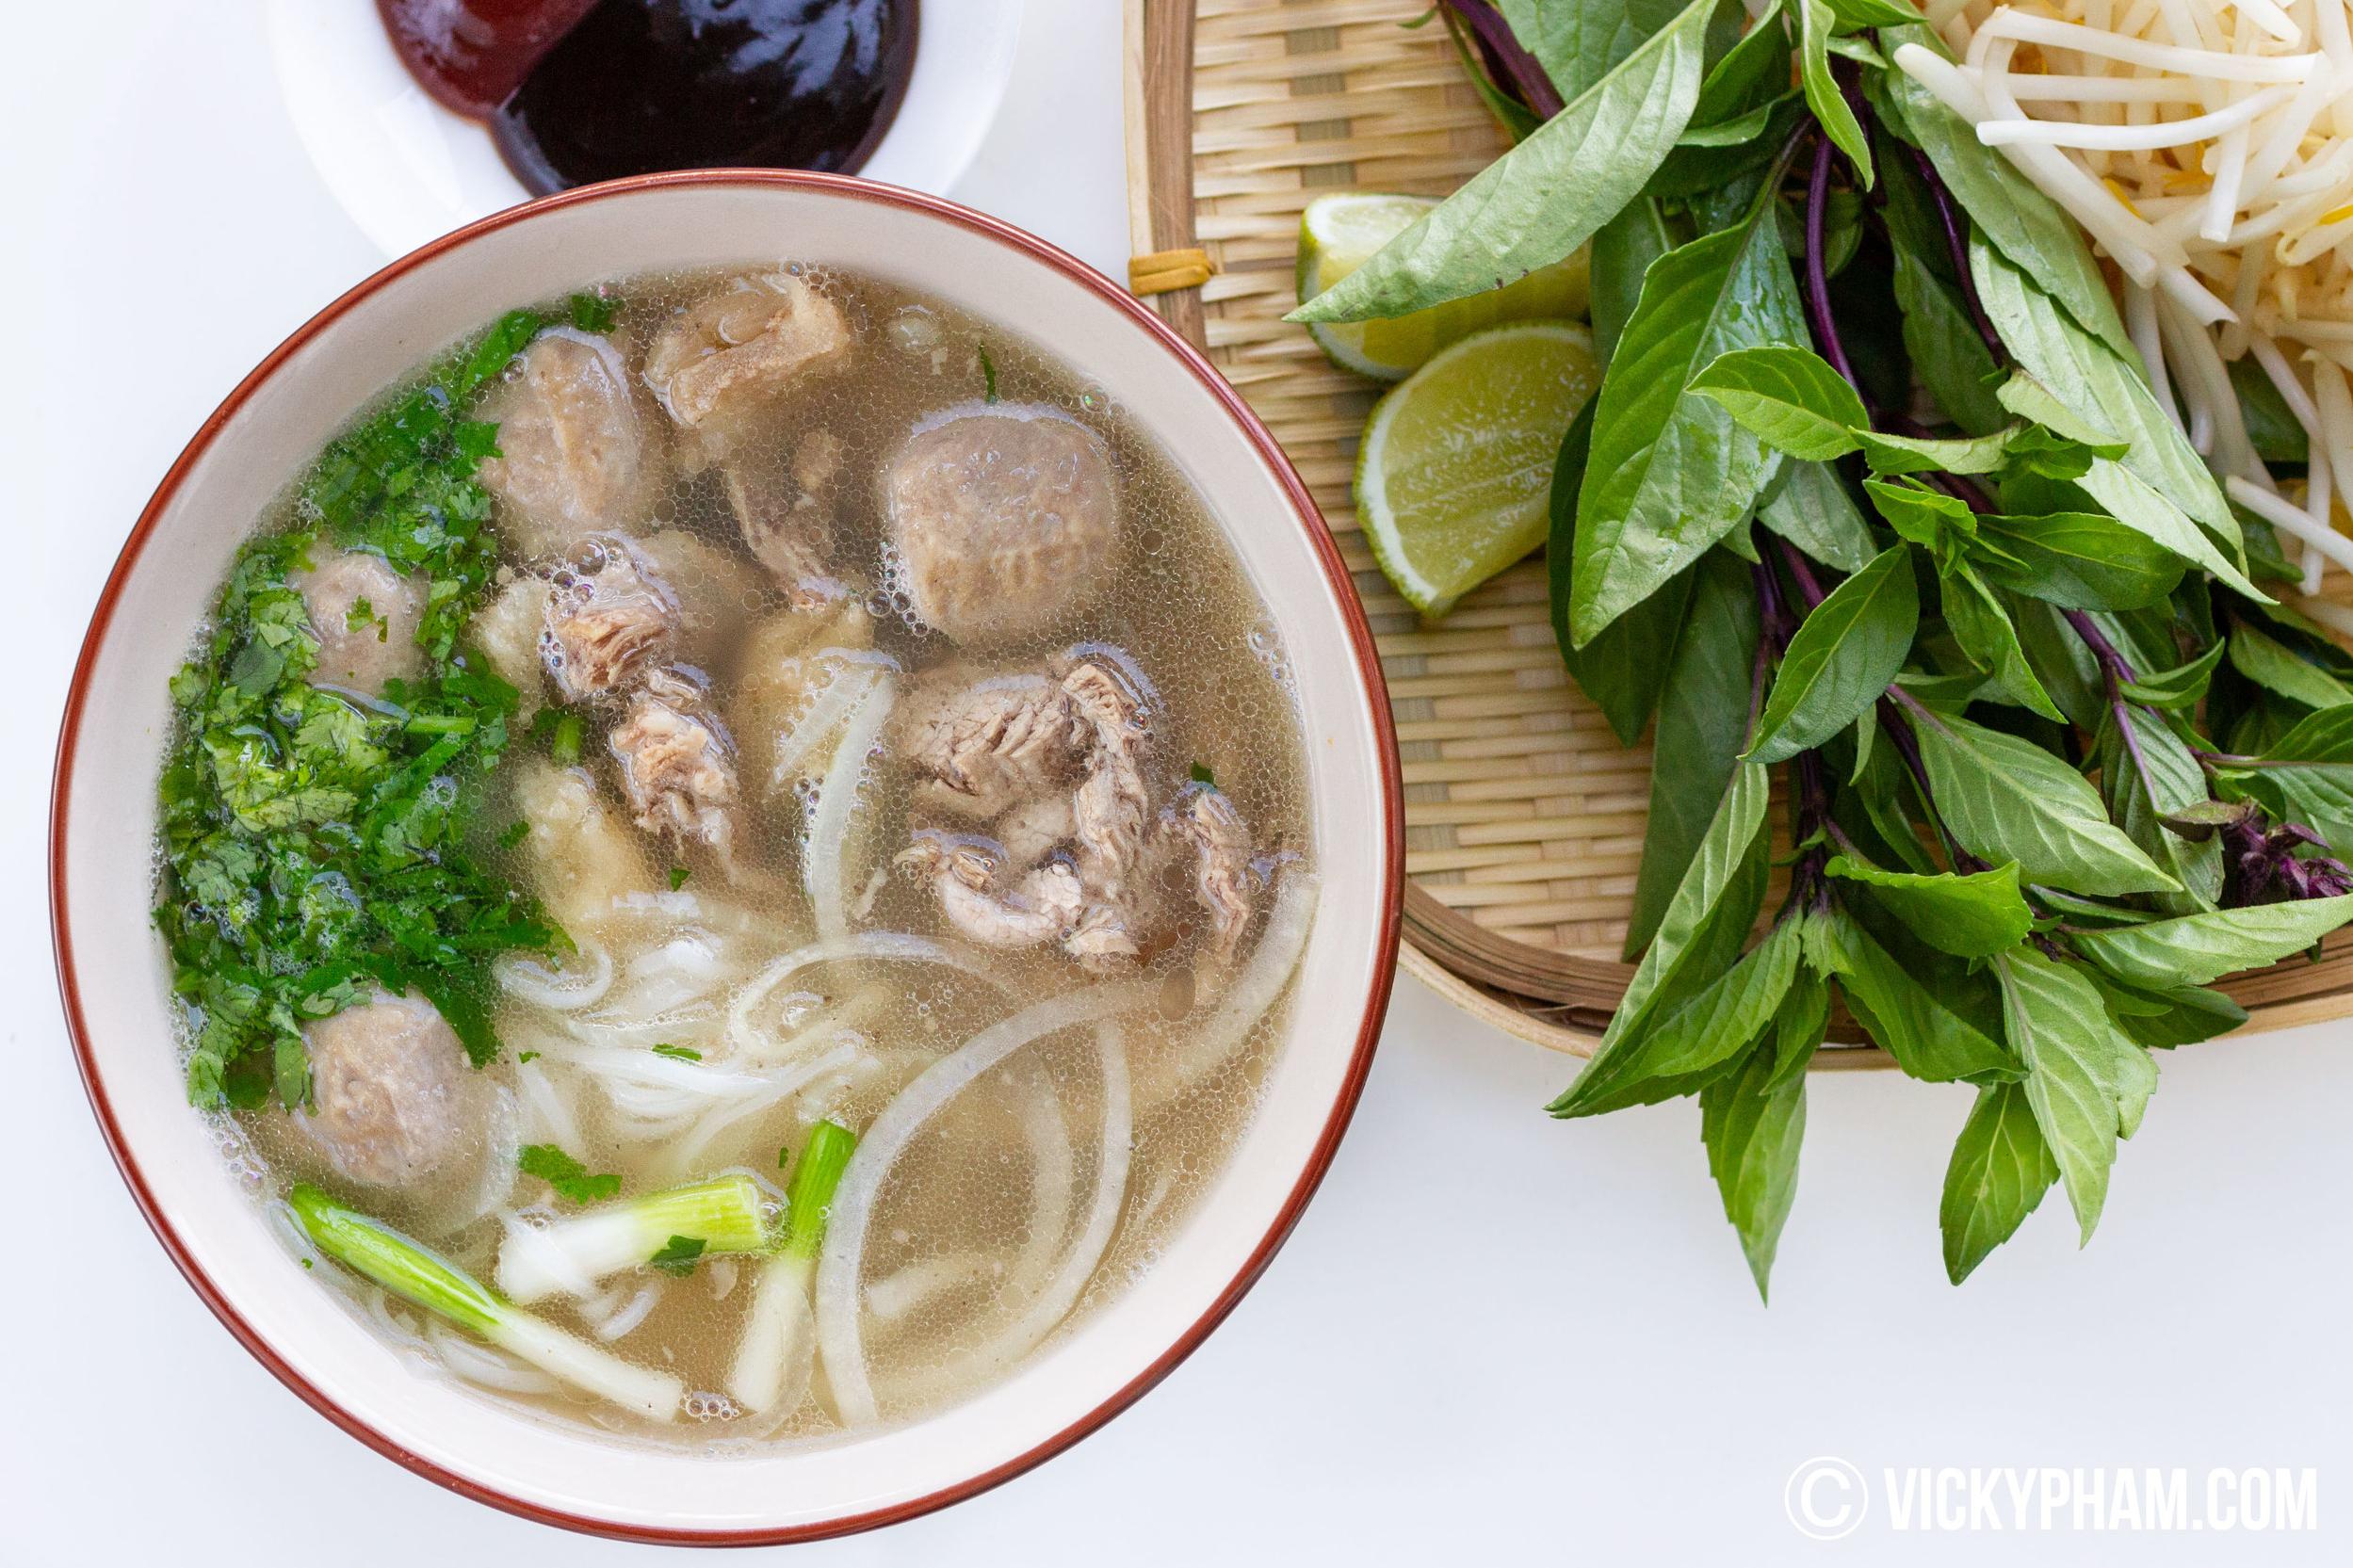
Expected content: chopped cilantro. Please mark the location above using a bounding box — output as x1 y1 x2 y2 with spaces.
650 1043 702 1062
517 1049 540 1064
979 344 999 404
549 712 584 767
668 865 690 891
518 1143 622 1204
569 291 619 333
155 311 565 1112
1190 761 1217 786
778 1141 792 1170
648 1235 707 1277
300 1256 314 1269
496 819 530 849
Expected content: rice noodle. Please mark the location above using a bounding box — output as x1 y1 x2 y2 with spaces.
815 982 1155 1425
806 671 898 946
653 1037 866 1181
494 940 613 1011
589 1282 662 1343
722 930 1004 1062
422 1316 563 1395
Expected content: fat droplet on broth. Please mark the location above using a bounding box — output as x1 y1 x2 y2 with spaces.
199 259 1315 1449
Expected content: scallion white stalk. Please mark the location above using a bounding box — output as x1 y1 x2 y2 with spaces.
727 1119 858 1414
287 1184 682 1421
493 1174 770 1304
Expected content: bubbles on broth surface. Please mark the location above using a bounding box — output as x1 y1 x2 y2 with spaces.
199 260 1317 1449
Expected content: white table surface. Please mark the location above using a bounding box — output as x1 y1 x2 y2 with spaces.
7 5 2350 1562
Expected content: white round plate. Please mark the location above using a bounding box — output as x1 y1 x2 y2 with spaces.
266 0 1025 255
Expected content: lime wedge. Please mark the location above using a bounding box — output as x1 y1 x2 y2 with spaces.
1297 192 1591 381
1355 322 1601 617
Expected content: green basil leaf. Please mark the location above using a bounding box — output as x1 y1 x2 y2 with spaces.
1855 427 2014 476
1969 511 2186 611
1824 0 1926 25
1939 565 2064 721
1813 909 2018 1081
2118 640 2225 709
2083 971 2248 1047
1588 197 1676 363
1888 240 2008 436
1635 918 1805 1076
2052 449 2268 605
1995 947 2156 1244
1290 0 1715 325
1749 544 1919 763
2229 622 2353 711
1700 1042 1809 1301
1757 459 1878 573
1626 550 1761 955
1863 477 1973 559
2095 705 2223 913
1501 0 1692 101
2070 895 2353 989
1766 954 1832 1088
2231 354 2310 464
1551 401 1700 744
1974 247 2242 564
1554 759 1772 1114
1690 344 1869 460
1873 30 2135 361
1571 191 1807 642
1824 853 2034 958
1909 707 2180 894
1939 1081 2059 1284
1795 0 1873 186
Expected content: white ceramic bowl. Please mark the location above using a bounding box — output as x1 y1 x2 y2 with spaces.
51 173 1401 1544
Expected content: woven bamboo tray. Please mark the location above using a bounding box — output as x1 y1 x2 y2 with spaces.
1119 0 2353 1056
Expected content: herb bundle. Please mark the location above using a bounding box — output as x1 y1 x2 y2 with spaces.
156 307 587 1115
1298 0 2353 1285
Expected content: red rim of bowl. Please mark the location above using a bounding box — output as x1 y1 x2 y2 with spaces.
47 169 1404 1545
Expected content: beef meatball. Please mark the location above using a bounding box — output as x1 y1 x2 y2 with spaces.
292 548 427 696
292 989 485 1188
884 407 1120 645
477 328 661 556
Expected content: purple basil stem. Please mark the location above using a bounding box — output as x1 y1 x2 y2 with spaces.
1906 146 2004 360
1439 0 1564 120
1805 134 1860 391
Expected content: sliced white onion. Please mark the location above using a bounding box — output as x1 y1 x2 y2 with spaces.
906 1022 1135 1398
807 671 898 946
815 981 1155 1425
862 1252 996 1325
767 661 881 794
589 1282 662 1343
1153 870 1320 1109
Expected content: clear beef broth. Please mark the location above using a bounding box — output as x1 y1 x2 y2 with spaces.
207 263 1314 1446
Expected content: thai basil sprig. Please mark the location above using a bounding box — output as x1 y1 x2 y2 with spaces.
1298 0 2353 1288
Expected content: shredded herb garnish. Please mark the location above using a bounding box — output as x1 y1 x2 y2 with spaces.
650 1043 702 1062
568 290 619 333
155 310 565 1112
549 712 585 767
648 1235 707 1277
1189 761 1217 786
978 344 999 404
668 865 691 891
518 1143 622 1205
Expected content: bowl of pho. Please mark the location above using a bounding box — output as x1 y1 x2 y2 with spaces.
51 171 1402 1543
